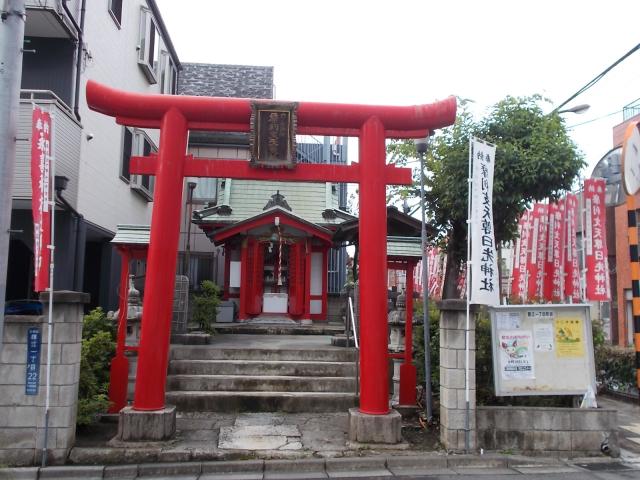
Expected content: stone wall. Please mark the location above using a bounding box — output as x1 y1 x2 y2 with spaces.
439 300 476 452
477 406 618 456
326 294 345 324
0 291 88 466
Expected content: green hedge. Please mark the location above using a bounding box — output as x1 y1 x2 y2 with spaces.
595 344 636 392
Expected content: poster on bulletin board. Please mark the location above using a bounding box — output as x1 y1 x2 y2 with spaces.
489 304 596 396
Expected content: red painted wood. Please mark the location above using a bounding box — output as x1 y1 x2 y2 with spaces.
223 244 231 300
288 242 304 316
238 240 248 320
108 249 130 413
399 363 417 406
87 80 457 133
130 156 412 186
133 108 188 411
213 210 333 245
358 117 389 415
400 262 417 406
252 240 264 314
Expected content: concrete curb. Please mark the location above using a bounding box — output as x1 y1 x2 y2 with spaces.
1 452 626 479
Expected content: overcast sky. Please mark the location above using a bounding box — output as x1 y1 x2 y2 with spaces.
155 0 640 175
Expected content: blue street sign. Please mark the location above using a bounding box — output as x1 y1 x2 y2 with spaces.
25 327 41 395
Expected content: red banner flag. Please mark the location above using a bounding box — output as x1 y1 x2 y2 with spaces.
544 202 566 301
564 193 581 302
510 210 532 301
30 107 52 292
584 178 610 300
528 203 548 300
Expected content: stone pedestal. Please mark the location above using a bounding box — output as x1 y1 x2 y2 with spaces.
348 408 401 444
438 299 477 452
117 405 176 441
0 291 89 466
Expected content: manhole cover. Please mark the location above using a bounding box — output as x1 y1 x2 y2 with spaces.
577 462 631 472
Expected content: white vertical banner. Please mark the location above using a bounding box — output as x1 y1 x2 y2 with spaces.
470 137 500 306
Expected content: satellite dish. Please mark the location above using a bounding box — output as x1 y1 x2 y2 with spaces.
621 120 640 196
591 146 624 206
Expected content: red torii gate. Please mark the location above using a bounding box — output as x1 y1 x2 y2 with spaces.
86 80 456 416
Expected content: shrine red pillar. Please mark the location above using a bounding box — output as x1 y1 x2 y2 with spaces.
108 248 130 413
358 117 389 415
400 262 417 405
133 108 188 411
223 244 230 300
303 239 312 320
239 239 248 320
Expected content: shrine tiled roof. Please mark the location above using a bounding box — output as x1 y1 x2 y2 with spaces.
178 63 274 99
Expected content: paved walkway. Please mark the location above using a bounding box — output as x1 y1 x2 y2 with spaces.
3 454 637 479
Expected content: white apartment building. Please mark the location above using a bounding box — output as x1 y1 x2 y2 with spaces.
8 0 179 310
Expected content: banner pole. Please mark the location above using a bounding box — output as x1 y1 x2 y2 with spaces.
464 137 473 453
580 178 588 302
41 110 55 467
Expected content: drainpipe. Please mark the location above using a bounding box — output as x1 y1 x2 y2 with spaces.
62 0 86 121
54 176 84 291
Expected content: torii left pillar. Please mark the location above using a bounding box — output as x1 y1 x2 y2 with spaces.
118 109 187 441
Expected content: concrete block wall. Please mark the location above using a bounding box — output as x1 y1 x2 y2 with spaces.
0 291 88 466
438 300 476 452
477 406 617 455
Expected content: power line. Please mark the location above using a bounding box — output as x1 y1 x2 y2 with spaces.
567 109 623 129
553 42 640 113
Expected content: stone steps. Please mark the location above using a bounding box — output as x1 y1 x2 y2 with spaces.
170 345 356 362
165 338 358 413
168 359 356 377
165 390 357 413
166 374 356 392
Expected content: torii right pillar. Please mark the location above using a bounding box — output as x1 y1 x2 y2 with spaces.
348 117 403 443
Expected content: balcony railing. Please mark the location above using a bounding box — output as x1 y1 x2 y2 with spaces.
14 90 82 208
623 98 640 122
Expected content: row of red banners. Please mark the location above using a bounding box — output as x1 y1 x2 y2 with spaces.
510 178 610 302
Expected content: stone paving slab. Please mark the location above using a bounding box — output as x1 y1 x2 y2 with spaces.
512 465 584 474
218 424 302 450
0 467 39 480
200 474 262 480
454 466 519 475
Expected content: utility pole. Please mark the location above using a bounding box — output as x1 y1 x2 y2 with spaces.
0 0 26 354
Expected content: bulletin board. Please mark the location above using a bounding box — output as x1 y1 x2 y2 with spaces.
488 304 596 396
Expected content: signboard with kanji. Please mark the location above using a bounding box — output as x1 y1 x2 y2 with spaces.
489 304 596 396
249 102 297 169
25 327 41 395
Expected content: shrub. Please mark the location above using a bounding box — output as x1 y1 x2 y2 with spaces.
413 300 440 388
77 307 115 427
596 344 635 392
192 280 221 334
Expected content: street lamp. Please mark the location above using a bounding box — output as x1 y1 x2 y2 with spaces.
415 136 433 422
184 181 197 281
555 104 591 115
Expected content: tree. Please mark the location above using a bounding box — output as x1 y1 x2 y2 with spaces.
388 95 584 298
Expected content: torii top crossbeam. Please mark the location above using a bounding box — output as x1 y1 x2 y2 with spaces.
86 80 456 416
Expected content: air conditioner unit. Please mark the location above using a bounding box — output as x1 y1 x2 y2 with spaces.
130 174 153 201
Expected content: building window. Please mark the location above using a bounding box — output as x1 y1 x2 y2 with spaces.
160 51 178 95
109 0 123 27
138 7 162 83
189 177 217 203
120 127 156 201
